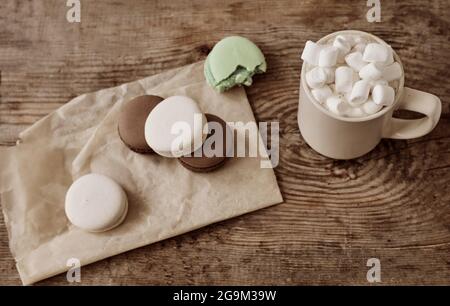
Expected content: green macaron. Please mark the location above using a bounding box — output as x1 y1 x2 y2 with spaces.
204 36 267 92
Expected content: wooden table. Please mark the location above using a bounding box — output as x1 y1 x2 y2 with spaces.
0 0 449 285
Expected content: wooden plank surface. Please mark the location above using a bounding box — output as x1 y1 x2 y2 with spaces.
0 0 449 285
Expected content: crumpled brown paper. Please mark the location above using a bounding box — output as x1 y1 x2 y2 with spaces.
0 61 283 285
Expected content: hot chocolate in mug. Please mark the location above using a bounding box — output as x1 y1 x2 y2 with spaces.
298 30 442 159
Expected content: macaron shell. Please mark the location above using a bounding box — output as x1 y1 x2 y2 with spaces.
92 197 128 233
178 113 230 172
179 156 228 173
118 95 164 153
144 96 207 158
208 36 266 83
65 173 128 232
204 56 216 88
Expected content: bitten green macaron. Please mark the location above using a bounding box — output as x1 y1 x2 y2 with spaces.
204 36 267 92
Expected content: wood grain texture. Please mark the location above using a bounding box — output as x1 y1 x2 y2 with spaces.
0 0 449 285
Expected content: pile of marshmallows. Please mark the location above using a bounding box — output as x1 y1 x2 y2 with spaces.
301 35 403 117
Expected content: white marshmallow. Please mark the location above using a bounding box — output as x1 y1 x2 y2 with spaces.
378 45 394 66
306 67 327 88
318 46 339 67
311 85 333 104
359 63 383 80
372 85 395 106
333 35 352 55
382 62 402 82
349 80 371 106
352 42 367 54
301 41 322 66
323 67 335 84
346 106 366 118
362 99 383 115
370 79 388 94
363 43 391 63
345 51 368 72
326 95 349 116
335 66 355 93
334 36 352 64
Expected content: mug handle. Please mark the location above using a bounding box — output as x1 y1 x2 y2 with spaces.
382 87 442 139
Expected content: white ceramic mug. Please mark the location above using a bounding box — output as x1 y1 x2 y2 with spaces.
298 30 442 159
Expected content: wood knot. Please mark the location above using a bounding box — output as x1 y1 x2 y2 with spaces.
196 44 212 56
329 160 360 180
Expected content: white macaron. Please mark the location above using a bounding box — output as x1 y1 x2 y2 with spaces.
144 95 207 158
65 173 128 232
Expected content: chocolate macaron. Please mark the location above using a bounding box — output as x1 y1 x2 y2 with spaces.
118 95 164 153
178 113 231 172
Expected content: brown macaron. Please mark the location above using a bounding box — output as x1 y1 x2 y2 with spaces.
118 95 164 153
178 113 231 172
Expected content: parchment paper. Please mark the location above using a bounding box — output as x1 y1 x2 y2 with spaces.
0 61 283 285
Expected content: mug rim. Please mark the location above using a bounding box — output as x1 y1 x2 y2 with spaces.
301 30 405 122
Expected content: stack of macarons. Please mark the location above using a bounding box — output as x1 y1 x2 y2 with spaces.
118 94 231 173
64 35 266 234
